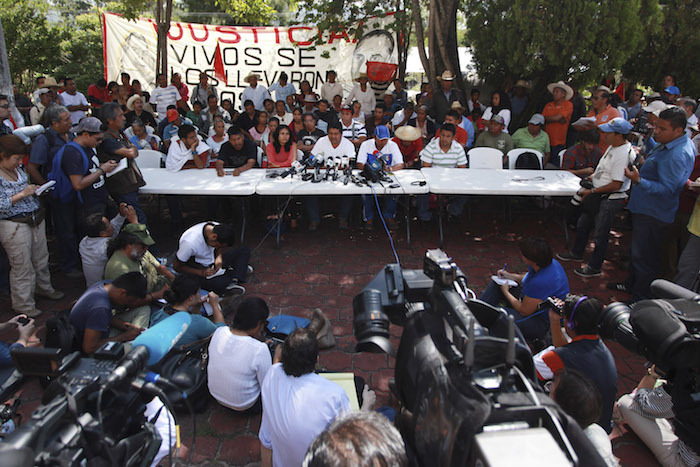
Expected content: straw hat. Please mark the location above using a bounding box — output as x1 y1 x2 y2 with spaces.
437 70 456 81
244 72 261 83
547 80 574 101
355 73 369 82
514 79 530 89
450 101 464 110
394 125 422 142
126 94 143 111
41 77 59 88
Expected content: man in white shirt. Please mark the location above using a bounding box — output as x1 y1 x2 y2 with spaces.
60 78 89 125
306 122 357 230
557 117 634 277
165 124 211 172
241 73 271 112
391 101 417 129
149 73 180 123
344 73 376 115
417 123 468 222
321 70 343 103
677 97 698 137
339 105 367 150
259 328 350 467
356 125 404 229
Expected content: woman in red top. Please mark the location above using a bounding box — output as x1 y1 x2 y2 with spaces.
289 108 303 141
265 125 296 168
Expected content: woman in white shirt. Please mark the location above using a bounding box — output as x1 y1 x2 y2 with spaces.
482 90 512 133
207 297 280 413
206 118 227 158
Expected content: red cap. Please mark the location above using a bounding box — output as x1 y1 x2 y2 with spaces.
167 109 179 123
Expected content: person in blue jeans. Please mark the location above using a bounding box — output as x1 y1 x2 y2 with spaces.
150 273 226 346
480 237 570 341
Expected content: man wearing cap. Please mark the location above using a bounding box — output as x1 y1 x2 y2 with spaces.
241 73 270 112
302 94 319 114
340 105 367 150
162 108 192 143
29 87 54 125
586 89 621 154
51 117 118 277
542 81 574 167
357 125 404 229
344 74 376 115
557 118 635 278
417 123 468 223
662 86 680 104
393 125 423 168
475 115 513 160
191 72 218 109
609 107 695 299
429 70 465 128
125 94 156 129
512 114 551 162
150 73 180 123
622 89 643 122
59 78 89 125
639 100 672 154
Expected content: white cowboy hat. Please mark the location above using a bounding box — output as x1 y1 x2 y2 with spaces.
394 125 422 142
126 94 143 111
546 81 574 101
244 72 261 83
437 70 456 81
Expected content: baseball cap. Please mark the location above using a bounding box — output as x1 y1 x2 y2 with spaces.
664 86 680 95
374 125 390 140
167 108 179 123
642 100 673 116
122 223 155 246
304 94 318 103
74 117 102 134
491 115 505 126
598 117 633 134
528 113 545 126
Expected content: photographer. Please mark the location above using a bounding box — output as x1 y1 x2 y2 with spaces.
616 365 699 467
533 295 617 432
480 237 570 341
0 315 36 369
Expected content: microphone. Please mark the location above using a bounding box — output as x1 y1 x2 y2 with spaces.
103 312 191 389
324 158 335 180
281 160 303 178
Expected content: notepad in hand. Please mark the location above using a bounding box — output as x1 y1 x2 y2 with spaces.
36 180 56 196
106 158 128 177
572 117 596 127
206 268 226 279
491 275 517 287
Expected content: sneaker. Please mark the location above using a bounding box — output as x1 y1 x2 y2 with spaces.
338 218 349 230
247 265 254 275
556 251 584 262
36 289 65 300
224 282 246 295
574 266 602 278
607 282 632 294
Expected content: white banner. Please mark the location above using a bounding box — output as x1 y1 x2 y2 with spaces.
103 13 398 107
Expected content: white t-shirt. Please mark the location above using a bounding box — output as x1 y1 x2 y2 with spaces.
79 213 126 287
207 327 271 410
584 423 618 467
592 142 633 199
391 109 417 128
321 82 344 102
344 85 376 115
482 107 512 133
357 139 404 167
259 363 350 467
686 114 698 138
311 136 356 160
176 221 219 267
273 112 293 126
149 85 180 121
165 135 210 172
60 92 89 124
205 135 226 156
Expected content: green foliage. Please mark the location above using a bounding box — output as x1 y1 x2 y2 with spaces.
622 0 699 96
214 0 276 25
463 0 654 89
54 13 104 92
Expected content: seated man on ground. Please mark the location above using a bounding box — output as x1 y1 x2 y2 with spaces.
475 114 513 164
150 273 226 346
533 295 618 432
549 369 618 467
208 296 280 413
69 271 147 354
480 237 570 342
511 113 551 165
165 124 211 172
416 123 468 223
174 221 251 295
80 203 137 287
215 126 258 177
259 328 351 467
561 129 603 178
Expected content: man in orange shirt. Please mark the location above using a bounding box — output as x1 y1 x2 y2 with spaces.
435 111 469 148
585 89 620 153
542 81 574 167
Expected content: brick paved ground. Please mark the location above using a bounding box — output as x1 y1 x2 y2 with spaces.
0 197 662 466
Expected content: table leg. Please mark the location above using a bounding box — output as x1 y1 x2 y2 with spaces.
240 202 247 244
405 195 411 248
275 197 281 249
439 198 445 249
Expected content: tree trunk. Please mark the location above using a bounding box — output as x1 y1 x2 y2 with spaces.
0 19 12 103
155 0 173 76
411 0 433 83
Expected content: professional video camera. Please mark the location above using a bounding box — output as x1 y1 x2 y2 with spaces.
598 280 700 457
353 250 605 466
0 313 193 467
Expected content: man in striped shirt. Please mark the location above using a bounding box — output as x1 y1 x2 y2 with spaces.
416 123 467 222
149 73 180 123
340 105 367 152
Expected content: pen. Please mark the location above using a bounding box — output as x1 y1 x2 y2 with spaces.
499 263 507 278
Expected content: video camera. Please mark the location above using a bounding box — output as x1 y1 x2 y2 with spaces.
353 250 605 466
0 312 193 467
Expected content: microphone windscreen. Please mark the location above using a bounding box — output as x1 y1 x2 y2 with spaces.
133 312 192 365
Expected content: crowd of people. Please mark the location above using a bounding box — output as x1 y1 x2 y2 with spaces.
0 67 699 467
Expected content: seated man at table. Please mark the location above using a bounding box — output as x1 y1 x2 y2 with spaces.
480 237 570 342
166 124 211 172
307 122 357 230
174 221 251 295
416 123 468 223
393 125 423 169
215 126 258 177
357 125 405 230
561 129 602 178
511 114 551 165
475 114 513 164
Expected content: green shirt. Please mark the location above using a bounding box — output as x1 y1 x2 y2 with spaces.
475 131 514 155
104 250 168 294
511 127 550 155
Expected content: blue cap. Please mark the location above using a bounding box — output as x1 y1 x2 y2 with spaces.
598 117 633 134
373 125 390 140
664 86 680 95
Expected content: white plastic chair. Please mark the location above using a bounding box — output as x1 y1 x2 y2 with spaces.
136 149 164 169
256 146 264 167
558 148 567 167
506 149 544 170
468 147 503 169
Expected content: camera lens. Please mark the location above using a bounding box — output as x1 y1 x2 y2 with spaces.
598 302 639 353
353 290 393 354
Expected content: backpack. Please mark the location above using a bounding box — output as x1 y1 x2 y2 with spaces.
47 141 89 203
515 151 542 170
43 309 81 358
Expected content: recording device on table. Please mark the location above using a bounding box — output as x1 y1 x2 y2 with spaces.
352 249 700 465
0 312 194 466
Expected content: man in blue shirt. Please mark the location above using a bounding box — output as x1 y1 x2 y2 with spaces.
268 72 297 105
609 107 695 299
